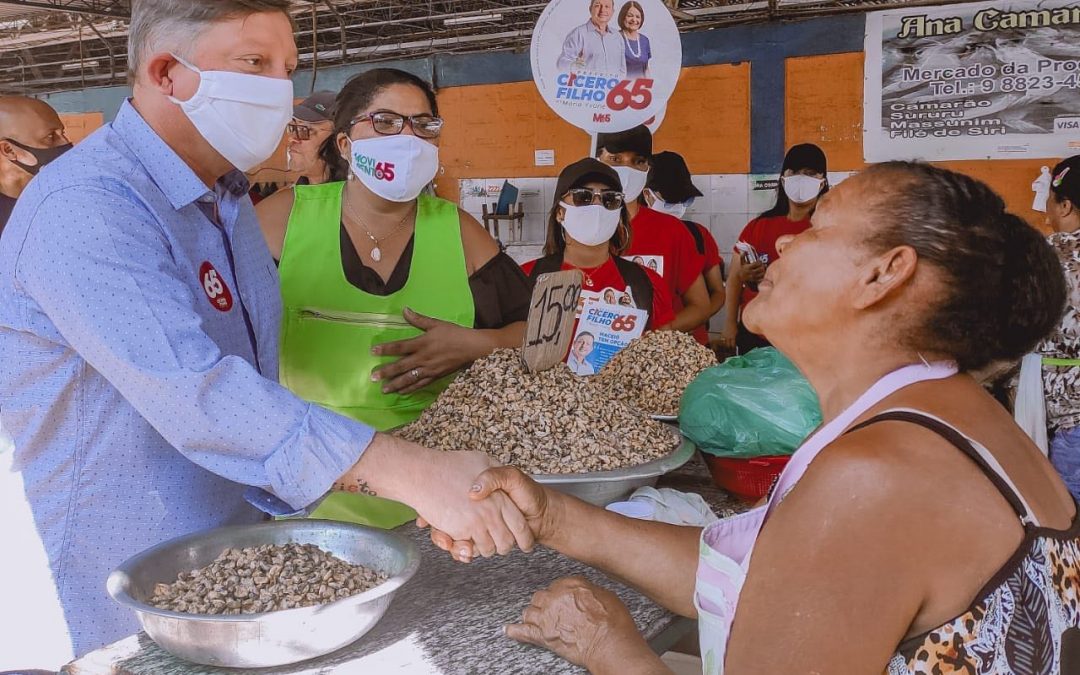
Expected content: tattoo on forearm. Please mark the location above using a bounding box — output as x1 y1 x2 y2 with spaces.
333 478 377 497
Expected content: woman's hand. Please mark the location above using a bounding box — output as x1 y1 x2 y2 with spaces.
507 577 662 674
741 260 766 285
372 308 491 394
718 322 738 351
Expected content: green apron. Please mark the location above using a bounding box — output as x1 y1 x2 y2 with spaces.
278 182 475 528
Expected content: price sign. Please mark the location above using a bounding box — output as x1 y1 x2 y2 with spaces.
521 269 584 373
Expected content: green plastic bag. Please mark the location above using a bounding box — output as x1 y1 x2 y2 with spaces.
679 348 822 459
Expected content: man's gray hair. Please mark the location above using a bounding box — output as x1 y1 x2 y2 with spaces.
127 0 292 80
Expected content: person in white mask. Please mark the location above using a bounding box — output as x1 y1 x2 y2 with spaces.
256 68 533 529
644 150 725 346
523 158 674 348
594 125 711 337
0 3 533 666
720 143 828 354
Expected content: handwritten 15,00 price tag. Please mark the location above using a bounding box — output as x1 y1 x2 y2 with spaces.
521 269 583 373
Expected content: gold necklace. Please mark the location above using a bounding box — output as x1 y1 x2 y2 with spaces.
574 261 607 288
343 192 416 263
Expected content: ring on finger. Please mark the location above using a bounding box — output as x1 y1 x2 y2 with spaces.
410 368 422 381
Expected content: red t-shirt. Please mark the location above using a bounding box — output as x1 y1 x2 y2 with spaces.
624 206 705 304
521 257 675 331
735 215 811 306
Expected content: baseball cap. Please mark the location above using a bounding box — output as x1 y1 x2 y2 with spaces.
595 125 653 160
647 151 704 204
293 91 337 123
553 158 623 207
782 143 828 175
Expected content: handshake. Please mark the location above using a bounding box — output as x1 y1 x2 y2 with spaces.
415 457 561 563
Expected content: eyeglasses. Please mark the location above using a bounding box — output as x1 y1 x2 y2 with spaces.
286 123 312 141
565 188 625 210
349 112 444 139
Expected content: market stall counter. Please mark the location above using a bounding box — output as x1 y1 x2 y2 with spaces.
64 456 744 675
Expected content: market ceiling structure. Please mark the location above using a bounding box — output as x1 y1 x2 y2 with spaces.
0 0 978 96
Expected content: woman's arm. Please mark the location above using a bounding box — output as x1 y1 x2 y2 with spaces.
372 209 525 393
703 264 726 317
253 187 296 261
472 468 701 617
719 254 744 348
669 274 712 332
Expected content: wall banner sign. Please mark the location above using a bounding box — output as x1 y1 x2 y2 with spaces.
864 0 1080 161
531 0 682 133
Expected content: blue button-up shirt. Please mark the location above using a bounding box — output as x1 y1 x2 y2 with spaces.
0 101 375 661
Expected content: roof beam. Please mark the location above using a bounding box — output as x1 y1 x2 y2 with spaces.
0 0 129 19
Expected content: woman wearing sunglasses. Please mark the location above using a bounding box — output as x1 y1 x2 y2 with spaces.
256 68 531 529
523 158 675 340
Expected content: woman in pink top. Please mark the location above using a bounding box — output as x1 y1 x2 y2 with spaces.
431 162 1080 674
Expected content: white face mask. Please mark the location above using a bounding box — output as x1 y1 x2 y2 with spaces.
348 135 439 203
561 202 622 246
168 54 293 172
613 165 648 202
646 190 689 219
782 174 825 204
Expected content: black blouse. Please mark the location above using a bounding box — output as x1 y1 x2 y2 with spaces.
338 223 531 330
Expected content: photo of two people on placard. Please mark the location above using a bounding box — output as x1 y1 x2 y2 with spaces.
557 0 652 80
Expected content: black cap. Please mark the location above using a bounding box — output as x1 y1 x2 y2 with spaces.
293 91 337 123
595 125 653 160
782 143 828 175
553 158 622 207
1051 155 1080 205
647 151 704 203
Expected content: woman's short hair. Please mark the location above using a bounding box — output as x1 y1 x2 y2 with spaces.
618 2 645 31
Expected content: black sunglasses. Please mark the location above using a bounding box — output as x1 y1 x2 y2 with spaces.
286 123 312 141
564 188 625 211
349 111 444 139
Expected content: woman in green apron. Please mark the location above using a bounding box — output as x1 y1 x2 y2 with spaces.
256 69 531 527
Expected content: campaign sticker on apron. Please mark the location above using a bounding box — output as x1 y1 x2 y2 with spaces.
199 261 234 312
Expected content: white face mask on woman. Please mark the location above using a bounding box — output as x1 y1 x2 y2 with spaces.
782 174 825 205
168 54 294 172
613 165 649 202
561 202 622 246
348 135 439 202
645 189 689 219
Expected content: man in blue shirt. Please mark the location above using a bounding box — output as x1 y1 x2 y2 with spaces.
557 0 628 79
0 0 529 666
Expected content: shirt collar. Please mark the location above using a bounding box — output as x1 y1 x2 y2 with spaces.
1049 229 1080 248
588 20 616 35
112 100 250 210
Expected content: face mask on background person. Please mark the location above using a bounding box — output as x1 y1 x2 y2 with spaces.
782 174 825 204
645 189 689 219
347 135 439 203
561 201 621 246
1 137 72 176
168 53 293 172
613 165 648 202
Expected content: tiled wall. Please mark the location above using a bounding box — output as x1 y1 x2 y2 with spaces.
460 171 859 270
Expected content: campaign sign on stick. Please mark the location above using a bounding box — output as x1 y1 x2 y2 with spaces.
531 0 682 133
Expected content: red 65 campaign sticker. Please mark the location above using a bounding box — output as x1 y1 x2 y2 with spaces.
199 261 234 312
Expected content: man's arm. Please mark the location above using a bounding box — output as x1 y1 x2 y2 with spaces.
557 25 585 70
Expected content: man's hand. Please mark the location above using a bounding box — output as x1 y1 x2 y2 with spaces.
507 577 659 674
371 308 490 395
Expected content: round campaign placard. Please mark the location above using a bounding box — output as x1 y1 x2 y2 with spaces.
531 0 682 133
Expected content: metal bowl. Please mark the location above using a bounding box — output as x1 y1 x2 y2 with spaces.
106 520 420 668
532 435 695 506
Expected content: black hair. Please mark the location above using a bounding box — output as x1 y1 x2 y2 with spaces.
318 68 439 182
864 161 1066 372
1049 155 1080 209
760 143 829 219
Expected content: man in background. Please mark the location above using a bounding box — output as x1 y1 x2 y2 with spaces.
288 90 335 186
0 96 71 235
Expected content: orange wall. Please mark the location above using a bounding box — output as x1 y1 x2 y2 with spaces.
785 52 1053 229
436 63 752 203
59 112 104 144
